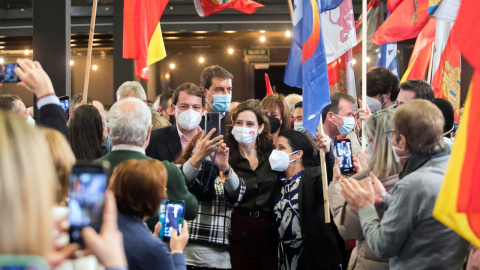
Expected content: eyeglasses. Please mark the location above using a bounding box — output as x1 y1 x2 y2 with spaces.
385 130 396 141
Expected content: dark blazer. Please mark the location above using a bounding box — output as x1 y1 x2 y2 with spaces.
37 104 68 138
146 125 182 162
117 212 186 270
297 166 347 269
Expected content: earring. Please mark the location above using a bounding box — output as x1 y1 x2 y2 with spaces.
293 160 297 164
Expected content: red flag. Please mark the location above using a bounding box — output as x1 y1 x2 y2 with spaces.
193 0 264 17
400 18 436 81
123 0 168 81
387 0 404 13
373 0 430 45
265 73 273 96
451 0 480 70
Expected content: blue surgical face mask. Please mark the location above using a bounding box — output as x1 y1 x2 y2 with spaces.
294 122 307 133
207 90 232 112
332 113 355 136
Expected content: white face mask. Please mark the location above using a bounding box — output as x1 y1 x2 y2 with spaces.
26 115 35 127
175 106 202 131
269 150 298 172
232 126 257 145
391 142 409 163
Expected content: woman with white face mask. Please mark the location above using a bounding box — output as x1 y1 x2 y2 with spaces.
224 99 278 270
271 130 345 270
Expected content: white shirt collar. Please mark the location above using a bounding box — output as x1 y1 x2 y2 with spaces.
112 144 145 155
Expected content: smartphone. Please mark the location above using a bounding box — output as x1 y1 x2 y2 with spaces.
59 96 70 120
158 200 185 241
204 112 221 138
68 162 109 245
336 139 354 174
1 63 21 83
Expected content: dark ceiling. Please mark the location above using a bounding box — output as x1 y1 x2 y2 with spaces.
0 0 373 57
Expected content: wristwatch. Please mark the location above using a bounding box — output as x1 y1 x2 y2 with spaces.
221 166 231 175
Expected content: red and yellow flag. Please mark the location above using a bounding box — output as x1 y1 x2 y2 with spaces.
433 0 480 246
401 18 436 82
123 0 168 81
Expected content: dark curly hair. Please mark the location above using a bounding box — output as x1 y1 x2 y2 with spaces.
225 99 274 163
277 130 319 167
365 66 400 101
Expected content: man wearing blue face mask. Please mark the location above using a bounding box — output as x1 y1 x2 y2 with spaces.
318 92 355 182
199 65 233 134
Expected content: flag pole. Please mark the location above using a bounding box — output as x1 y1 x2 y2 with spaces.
287 0 294 21
318 116 331 223
82 0 99 103
361 0 367 151
427 41 435 84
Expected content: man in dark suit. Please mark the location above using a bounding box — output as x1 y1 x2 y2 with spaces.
199 65 233 134
13 58 68 138
146 83 208 162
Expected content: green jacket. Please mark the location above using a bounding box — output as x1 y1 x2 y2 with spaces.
93 150 199 221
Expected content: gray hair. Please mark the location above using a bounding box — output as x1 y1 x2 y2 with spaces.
285 94 303 115
116 81 147 101
108 97 152 147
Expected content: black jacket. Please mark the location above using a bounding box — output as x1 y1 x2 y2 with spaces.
38 103 68 138
145 125 182 162
298 166 346 270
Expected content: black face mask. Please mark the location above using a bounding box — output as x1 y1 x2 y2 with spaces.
169 114 176 125
267 115 281 134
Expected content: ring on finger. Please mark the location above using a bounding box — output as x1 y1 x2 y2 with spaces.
212 145 217 151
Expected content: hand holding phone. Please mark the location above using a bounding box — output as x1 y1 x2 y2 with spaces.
336 139 354 174
68 163 109 245
158 200 185 241
205 112 221 137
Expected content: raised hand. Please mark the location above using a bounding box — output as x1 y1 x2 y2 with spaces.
190 129 223 168
14 58 55 98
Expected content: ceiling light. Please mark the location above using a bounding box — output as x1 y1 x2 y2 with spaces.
352 59 357 65
199 57 205 63
70 60 74 66
228 48 234 54
366 57 371 63
260 30 266 33
285 30 291 38
165 73 170 79
260 36 266 42
24 49 30 56
92 64 98 70
170 63 176 69
224 31 236 34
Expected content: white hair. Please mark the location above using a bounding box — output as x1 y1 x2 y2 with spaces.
116 81 147 101
108 97 152 147
285 94 303 114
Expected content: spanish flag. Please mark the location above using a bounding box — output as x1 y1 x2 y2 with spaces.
433 0 480 246
123 0 168 81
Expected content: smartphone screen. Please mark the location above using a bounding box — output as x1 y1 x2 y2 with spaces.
159 200 185 240
336 139 354 174
59 96 70 120
204 112 221 138
68 164 108 245
2 64 21 83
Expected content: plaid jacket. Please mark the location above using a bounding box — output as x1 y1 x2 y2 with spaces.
187 173 246 248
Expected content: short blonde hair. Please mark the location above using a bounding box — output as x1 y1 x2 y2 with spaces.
0 113 56 256
43 128 76 204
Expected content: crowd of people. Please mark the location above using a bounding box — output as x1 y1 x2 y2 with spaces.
0 59 475 270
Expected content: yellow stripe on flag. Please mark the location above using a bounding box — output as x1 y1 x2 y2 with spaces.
401 54 417 82
433 81 480 247
147 23 167 66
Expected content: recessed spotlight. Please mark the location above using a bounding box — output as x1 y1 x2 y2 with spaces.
285 30 291 38
165 73 170 79
24 49 30 56
352 59 357 65
366 57 371 63
260 30 266 33
260 36 266 42
170 63 176 69
224 31 236 34
228 48 234 54
70 60 74 66
199 57 205 63
92 64 98 70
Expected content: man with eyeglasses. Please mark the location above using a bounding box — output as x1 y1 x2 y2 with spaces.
146 82 222 162
340 100 469 270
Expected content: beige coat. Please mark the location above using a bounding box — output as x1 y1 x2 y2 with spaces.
328 171 399 270
151 111 171 130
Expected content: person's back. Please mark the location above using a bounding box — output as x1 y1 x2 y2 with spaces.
384 155 468 269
